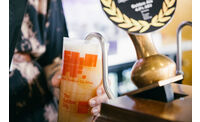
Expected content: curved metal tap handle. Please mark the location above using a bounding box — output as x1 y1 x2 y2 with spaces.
176 21 192 76
85 32 116 99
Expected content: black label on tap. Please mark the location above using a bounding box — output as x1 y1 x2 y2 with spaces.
100 0 177 34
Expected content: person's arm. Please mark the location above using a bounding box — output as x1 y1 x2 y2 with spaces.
9 0 68 121
9 53 52 120
37 0 68 100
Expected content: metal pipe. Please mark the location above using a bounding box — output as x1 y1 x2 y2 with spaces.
176 21 192 75
85 32 116 99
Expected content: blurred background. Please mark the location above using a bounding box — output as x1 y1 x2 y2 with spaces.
62 0 192 96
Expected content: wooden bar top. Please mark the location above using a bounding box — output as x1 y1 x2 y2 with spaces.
95 83 192 122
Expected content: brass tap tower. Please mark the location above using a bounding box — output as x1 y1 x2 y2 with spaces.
99 0 179 98
129 34 176 88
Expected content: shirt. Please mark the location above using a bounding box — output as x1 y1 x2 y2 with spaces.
9 0 68 121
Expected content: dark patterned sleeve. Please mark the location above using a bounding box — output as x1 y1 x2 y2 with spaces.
9 0 68 121
38 0 68 67
38 0 69 100
9 60 52 121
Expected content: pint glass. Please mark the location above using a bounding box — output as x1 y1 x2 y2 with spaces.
58 33 107 122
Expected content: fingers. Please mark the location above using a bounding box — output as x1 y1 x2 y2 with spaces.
89 93 108 116
91 105 100 116
89 93 108 108
52 70 61 88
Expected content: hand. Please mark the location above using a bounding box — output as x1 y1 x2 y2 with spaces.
51 71 108 116
89 84 108 116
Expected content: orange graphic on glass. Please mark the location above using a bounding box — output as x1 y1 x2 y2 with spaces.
58 38 102 122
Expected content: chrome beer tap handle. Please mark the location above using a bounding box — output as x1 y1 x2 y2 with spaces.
85 32 116 99
176 21 192 76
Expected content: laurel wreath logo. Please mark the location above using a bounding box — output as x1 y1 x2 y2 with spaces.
101 0 176 33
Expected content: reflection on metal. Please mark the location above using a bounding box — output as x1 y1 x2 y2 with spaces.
129 34 176 88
